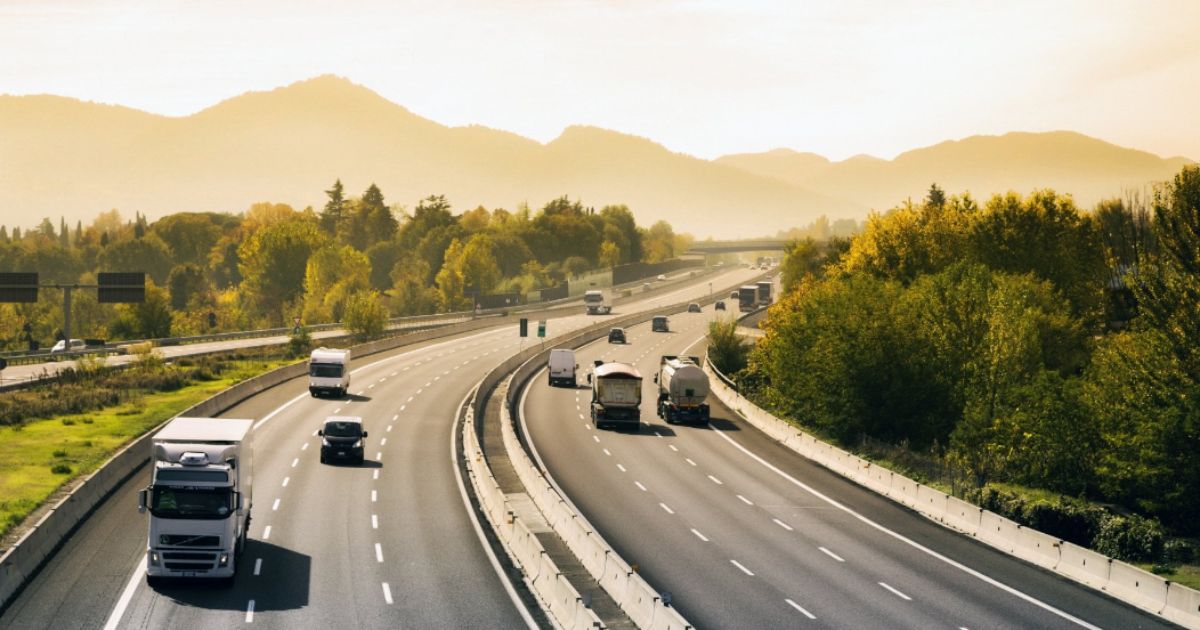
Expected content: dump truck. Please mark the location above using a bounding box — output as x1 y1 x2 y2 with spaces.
655 355 710 424
139 417 254 584
588 360 642 430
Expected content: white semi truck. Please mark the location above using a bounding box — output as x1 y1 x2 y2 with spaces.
584 290 612 315
139 417 254 584
309 347 351 397
655 355 711 424
588 361 642 430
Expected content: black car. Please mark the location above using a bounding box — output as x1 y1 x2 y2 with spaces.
319 416 367 465
608 327 627 344
714 300 726 311
687 302 702 313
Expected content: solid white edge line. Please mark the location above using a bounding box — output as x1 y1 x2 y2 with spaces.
710 428 1103 630
786 598 817 619
451 386 539 629
101 562 145 630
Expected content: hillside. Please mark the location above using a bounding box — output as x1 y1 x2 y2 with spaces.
717 133 1193 212
0 76 856 237
1 76 1191 237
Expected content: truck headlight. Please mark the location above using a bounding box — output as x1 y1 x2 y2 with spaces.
321 438 331 447
218 553 229 567
150 551 160 566
353 439 363 448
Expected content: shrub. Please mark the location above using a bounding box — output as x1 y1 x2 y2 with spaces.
61 418 76 426
52 449 67 458
1093 514 1165 562
50 463 71 475
707 317 749 375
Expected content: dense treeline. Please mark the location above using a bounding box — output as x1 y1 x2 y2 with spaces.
0 183 691 348
737 168 1200 556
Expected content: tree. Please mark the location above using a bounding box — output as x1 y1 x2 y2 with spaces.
642 220 676 263
780 237 824 292
238 218 329 324
151 212 231 266
109 283 173 339
166 263 210 310
343 290 387 338
97 234 174 284
399 195 457 250
59 217 69 248
707 317 750 375
320 179 346 236
599 241 621 268
926 183 946 208
435 239 468 311
301 245 370 322
389 254 439 316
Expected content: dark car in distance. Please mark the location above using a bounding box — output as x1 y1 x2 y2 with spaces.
714 300 726 311
608 327 627 344
319 416 368 465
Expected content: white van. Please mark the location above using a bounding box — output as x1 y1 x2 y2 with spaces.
309 348 351 397
548 348 578 387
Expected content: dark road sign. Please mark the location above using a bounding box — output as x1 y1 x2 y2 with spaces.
0 272 38 303
98 272 146 303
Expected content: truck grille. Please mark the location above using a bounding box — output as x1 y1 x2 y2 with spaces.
162 552 215 561
159 535 220 547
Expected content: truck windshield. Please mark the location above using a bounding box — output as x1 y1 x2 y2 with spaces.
584 294 602 303
151 486 234 519
310 363 343 377
324 422 362 437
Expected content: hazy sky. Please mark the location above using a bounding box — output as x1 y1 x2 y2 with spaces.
2 0 1197 161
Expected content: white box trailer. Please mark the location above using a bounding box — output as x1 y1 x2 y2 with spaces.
139 417 254 583
584 290 612 315
310 347 351 397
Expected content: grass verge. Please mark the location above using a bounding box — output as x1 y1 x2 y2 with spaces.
0 358 289 540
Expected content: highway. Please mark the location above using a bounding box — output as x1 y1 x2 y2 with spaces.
520 304 1179 629
0 266 760 629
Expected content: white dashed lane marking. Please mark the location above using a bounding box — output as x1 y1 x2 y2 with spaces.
879 582 912 601
692 528 709 542
731 560 755 576
786 599 817 619
819 547 845 563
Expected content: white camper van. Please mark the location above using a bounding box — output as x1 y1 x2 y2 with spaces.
548 348 578 387
309 347 351 397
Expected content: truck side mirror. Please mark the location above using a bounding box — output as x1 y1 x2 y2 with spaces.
233 491 243 513
138 488 148 513
653 374 658 383
587 374 593 385
317 429 323 436
361 431 369 438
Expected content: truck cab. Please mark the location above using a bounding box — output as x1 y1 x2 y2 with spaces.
584 290 612 315
309 347 351 398
139 417 253 584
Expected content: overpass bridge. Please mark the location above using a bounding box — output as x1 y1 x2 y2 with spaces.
686 238 788 254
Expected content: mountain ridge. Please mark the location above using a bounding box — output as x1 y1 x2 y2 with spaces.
0 76 1191 236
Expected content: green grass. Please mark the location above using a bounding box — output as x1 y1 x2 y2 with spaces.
0 359 291 540
1140 562 1200 591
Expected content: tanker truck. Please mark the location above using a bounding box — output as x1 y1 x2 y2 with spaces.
138 417 253 584
588 360 642 430
654 355 710 424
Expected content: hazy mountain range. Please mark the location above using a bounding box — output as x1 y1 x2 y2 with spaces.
0 75 1191 237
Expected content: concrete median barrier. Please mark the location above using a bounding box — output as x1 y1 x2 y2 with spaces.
599 553 633 609
1012 526 1061 571
1106 560 1168 615
650 602 690 630
889 474 920 509
1163 582 1200 630
976 511 1019 554
942 496 982 536
1054 542 1111 590
915 485 948 520
624 579 660 629
571 601 605 630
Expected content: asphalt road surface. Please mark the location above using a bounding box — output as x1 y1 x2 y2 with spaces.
520 306 1178 630
0 266 760 630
